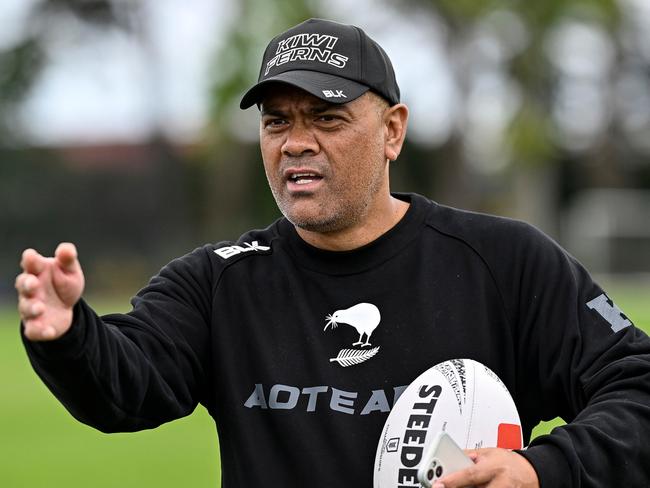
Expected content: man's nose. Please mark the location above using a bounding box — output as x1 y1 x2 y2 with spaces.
281 123 319 157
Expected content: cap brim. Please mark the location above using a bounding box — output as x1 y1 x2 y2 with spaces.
239 70 370 109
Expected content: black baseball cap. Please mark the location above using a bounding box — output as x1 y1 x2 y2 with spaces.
240 18 400 109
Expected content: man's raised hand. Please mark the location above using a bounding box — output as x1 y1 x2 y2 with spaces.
16 243 85 341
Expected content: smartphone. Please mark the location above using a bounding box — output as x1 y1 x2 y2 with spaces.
417 432 474 487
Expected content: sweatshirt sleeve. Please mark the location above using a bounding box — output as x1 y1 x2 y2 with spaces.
500 223 650 488
21 245 214 433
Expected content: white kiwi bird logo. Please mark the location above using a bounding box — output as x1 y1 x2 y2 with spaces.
324 303 381 347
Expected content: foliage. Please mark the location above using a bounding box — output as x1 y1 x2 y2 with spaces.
192 0 321 243
405 0 623 166
208 0 320 140
0 0 134 146
0 39 43 143
1 0 648 276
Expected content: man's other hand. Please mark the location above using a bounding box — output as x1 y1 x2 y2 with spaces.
16 243 85 341
433 448 539 488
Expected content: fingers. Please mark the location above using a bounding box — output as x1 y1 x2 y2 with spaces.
438 449 494 488
22 320 59 341
16 244 79 342
20 248 46 275
17 289 59 341
16 272 46 324
18 295 44 320
20 243 80 275
438 462 488 488
15 272 39 298
465 450 479 462
437 448 539 488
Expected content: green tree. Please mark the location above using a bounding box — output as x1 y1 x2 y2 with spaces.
0 0 136 146
196 0 321 241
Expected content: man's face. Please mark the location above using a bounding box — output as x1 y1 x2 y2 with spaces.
259 85 390 234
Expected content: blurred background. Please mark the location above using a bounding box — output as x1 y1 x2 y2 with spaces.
1 0 649 486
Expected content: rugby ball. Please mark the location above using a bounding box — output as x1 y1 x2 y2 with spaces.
373 358 522 488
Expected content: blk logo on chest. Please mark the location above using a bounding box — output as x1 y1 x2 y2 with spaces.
213 241 270 260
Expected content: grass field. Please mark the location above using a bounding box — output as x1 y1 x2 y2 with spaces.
1 281 648 487
0 302 219 488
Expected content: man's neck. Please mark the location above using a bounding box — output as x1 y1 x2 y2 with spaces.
295 196 410 251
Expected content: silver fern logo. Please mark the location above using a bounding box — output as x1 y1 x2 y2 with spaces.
329 347 381 367
324 303 381 367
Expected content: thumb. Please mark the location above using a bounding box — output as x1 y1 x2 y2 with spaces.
52 242 85 306
55 242 80 273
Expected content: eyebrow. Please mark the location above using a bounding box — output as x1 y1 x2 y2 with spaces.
311 103 343 114
260 107 285 117
260 102 350 117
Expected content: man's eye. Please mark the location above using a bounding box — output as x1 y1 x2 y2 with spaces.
317 115 339 123
264 118 287 128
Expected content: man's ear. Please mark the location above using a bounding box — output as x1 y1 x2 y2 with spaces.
384 103 409 162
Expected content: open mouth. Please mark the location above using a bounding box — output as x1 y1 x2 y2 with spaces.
288 173 322 185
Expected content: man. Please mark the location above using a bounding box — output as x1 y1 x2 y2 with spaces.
16 18 650 488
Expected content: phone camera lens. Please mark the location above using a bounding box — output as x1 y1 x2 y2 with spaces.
435 466 444 478
427 469 434 481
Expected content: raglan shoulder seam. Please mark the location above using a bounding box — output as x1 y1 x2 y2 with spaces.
207 221 284 296
421 204 530 335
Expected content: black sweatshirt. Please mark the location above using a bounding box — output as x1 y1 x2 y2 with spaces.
23 193 650 487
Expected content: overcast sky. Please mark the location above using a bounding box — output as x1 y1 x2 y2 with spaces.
3 0 649 152
1 0 453 146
